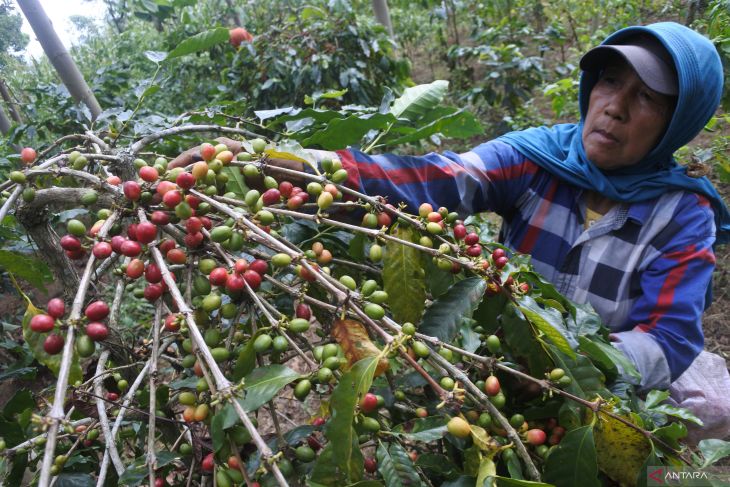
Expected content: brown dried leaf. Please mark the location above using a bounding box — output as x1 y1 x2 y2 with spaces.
332 318 389 376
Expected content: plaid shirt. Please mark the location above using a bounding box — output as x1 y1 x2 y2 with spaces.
336 140 717 389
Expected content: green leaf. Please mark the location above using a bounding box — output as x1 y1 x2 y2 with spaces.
240 365 300 412
165 27 229 60
475 456 496 487
390 80 449 123
578 336 640 382
500 304 552 375
309 443 351 486
210 403 238 453
54 473 95 487
231 330 260 381
518 296 575 358
0 250 53 292
386 108 483 145
419 277 486 342
648 403 703 426
635 446 661 487
415 453 460 479
543 425 600 487
223 166 248 198
383 226 426 325
645 390 670 409
21 301 82 384
376 441 422 487
301 113 397 149
392 416 447 442
652 422 687 450
3 389 33 419
325 356 379 482
699 439 730 468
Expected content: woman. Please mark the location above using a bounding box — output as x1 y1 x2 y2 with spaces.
173 22 730 441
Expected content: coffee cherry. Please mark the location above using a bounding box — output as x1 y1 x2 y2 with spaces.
249 259 268 275
85 322 109 342
144 284 164 301
549 368 565 381
126 259 145 279
60 235 81 251
92 242 112 259
176 172 195 190
494 256 509 269
484 375 501 396
47 298 65 319
30 314 55 333
139 166 159 182
21 147 36 164
464 232 479 245
294 379 312 400
447 417 471 438
136 222 157 244
364 457 377 473
526 429 547 446
123 181 142 201
453 224 467 240
66 219 87 237
262 188 281 205
486 335 501 354
43 334 64 355
201 452 215 472
85 301 109 321
243 270 262 289
209 267 229 286
415 407 428 418
295 303 311 320
360 393 378 414
120 240 142 257
164 314 181 332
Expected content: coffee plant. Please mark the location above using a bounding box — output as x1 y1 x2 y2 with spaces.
1 95 729 486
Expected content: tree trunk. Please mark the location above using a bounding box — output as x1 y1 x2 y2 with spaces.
0 79 23 123
0 106 12 134
372 0 394 38
17 0 103 120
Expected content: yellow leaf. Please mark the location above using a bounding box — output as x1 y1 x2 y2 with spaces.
593 410 652 487
332 319 389 376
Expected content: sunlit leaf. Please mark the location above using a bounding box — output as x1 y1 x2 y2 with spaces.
240 365 301 412
165 27 229 60
383 226 426 325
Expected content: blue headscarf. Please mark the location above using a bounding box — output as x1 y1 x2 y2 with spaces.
498 22 730 244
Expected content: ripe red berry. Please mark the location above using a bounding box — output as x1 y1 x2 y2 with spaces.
106 175 121 186
427 211 442 222
312 417 326 427
185 217 203 234
494 256 509 269
287 195 305 210
484 376 501 396
139 166 159 182
145 263 162 283
123 181 141 201
150 211 170 225
156 180 176 195
295 303 311 320
136 222 157 244
60 235 81 251
234 259 248 274
307 435 322 451
110 235 126 253
144 284 163 301
166 248 187 264
47 298 65 319
92 241 113 259
183 232 204 248
453 224 467 240
526 429 547 446
120 240 142 257
30 314 55 333
466 244 482 257
176 172 195 190
201 452 215 472
262 188 281 205
377 212 392 227
159 238 176 255
243 270 262 290
162 190 182 208
492 248 506 259
249 259 268 276
154 478 165 487
364 457 377 473
107 392 119 401
43 334 64 354
126 259 145 279
127 223 138 241
86 322 109 341
225 274 245 294
164 314 181 332
279 181 293 197
229 27 253 47
200 216 212 230
209 267 229 286
360 393 378 414
464 232 479 245
200 143 216 161
66 248 86 260
21 147 37 164
85 301 110 321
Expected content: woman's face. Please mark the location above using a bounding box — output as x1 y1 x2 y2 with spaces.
582 59 674 170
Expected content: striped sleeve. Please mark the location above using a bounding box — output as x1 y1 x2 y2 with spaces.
617 194 716 387
335 140 540 216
